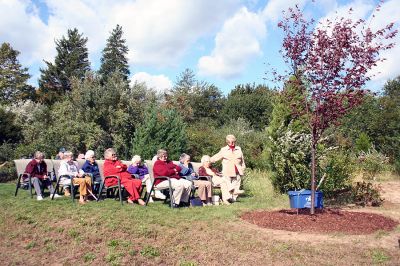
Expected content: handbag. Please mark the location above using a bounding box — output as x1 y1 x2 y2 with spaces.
190 197 203 207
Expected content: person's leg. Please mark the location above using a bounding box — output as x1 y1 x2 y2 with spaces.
121 178 144 205
73 178 87 203
179 179 192 204
193 180 206 201
32 177 43 198
232 175 242 201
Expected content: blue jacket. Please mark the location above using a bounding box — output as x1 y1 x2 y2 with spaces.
81 160 101 182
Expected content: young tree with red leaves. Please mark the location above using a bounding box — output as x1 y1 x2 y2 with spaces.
275 4 398 214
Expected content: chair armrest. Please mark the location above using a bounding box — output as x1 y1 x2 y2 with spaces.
198 175 212 182
104 175 120 181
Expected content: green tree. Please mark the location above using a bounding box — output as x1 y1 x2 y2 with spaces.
38 28 90 105
99 25 130 83
221 83 274 130
0 107 22 143
0 43 34 104
133 105 187 160
165 68 224 122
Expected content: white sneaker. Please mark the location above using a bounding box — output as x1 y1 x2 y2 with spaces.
148 197 154 203
154 190 166 200
37 195 43 201
53 193 62 198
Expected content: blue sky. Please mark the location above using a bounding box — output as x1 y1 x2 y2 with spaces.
1 0 399 95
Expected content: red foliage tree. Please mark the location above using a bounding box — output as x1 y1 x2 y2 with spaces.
275 4 397 214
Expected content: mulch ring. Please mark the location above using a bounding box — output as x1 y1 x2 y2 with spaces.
241 208 399 235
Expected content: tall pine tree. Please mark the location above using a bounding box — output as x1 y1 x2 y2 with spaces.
38 28 90 105
99 25 130 83
132 104 187 160
0 42 34 104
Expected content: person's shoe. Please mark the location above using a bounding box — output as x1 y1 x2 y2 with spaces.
154 190 166 200
148 197 154 203
127 199 134 204
37 195 43 201
64 189 71 197
233 189 245 195
53 193 62 198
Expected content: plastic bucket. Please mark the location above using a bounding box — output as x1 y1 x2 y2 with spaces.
288 190 323 209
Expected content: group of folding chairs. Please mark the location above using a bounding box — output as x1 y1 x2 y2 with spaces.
14 159 217 207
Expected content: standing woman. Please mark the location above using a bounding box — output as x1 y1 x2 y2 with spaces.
103 148 145 206
211 134 245 204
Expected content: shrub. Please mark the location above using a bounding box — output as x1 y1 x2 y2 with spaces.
357 148 391 180
267 125 312 193
351 181 384 206
0 161 16 183
318 150 354 198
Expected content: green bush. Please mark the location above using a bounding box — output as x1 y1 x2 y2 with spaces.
357 148 391 180
0 161 16 183
318 150 354 198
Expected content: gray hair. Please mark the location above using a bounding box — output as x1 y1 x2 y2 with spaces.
104 148 115 159
34 151 44 159
63 151 73 158
156 149 167 159
85 150 95 160
201 155 211 164
179 153 190 163
131 155 141 164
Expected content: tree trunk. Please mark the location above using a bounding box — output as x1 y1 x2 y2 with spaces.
310 139 316 215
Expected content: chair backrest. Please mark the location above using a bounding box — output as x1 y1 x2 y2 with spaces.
43 159 54 175
144 160 154 178
96 160 105 180
191 162 202 174
13 159 32 177
76 159 86 170
121 160 131 167
52 159 62 178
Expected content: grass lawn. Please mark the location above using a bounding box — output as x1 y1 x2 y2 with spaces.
1 169 399 265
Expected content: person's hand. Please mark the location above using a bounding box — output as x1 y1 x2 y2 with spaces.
43 175 48 179
116 165 121 169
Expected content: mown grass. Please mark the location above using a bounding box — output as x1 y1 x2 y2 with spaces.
0 170 399 265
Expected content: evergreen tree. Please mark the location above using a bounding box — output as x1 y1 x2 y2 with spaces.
0 43 34 104
99 25 130 82
38 28 90 105
165 68 224 122
133 105 187 160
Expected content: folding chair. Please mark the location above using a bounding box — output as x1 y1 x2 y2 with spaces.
144 160 175 207
14 159 34 198
50 160 80 202
96 160 124 205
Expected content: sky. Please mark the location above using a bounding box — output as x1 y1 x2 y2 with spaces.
0 0 399 95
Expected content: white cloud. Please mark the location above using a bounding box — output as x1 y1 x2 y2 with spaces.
131 72 172 93
197 7 266 79
317 0 400 85
261 0 307 22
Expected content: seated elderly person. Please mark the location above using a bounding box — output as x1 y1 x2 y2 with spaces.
127 155 166 203
81 150 101 194
198 155 231 205
24 151 61 200
58 151 92 204
103 148 145 206
153 149 192 208
179 153 212 206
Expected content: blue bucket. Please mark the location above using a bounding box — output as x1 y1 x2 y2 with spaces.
288 190 323 209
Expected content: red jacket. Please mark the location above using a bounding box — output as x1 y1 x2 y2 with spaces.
153 160 181 186
25 159 47 180
103 159 132 186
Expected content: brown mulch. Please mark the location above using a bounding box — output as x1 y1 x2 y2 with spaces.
241 208 399 235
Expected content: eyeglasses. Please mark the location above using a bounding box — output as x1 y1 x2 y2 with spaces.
111 154 117 157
